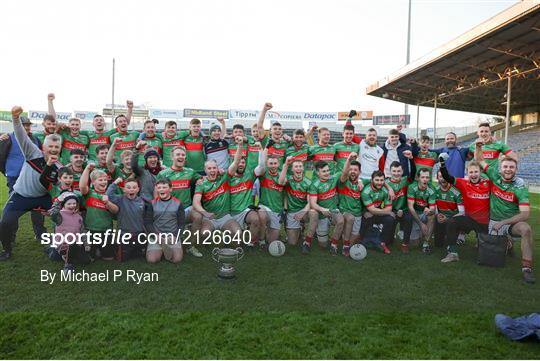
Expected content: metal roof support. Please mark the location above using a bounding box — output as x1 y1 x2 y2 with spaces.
416 104 420 139
504 76 512 144
433 96 438 147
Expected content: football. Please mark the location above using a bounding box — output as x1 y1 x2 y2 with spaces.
268 240 286 257
350 244 367 261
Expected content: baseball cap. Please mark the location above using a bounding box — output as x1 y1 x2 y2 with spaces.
20 116 32 124
210 124 221 132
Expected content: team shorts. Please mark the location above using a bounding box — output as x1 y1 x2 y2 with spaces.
232 209 255 228
208 214 233 230
488 219 517 238
286 210 307 229
316 212 342 237
259 205 281 230
410 213 428 240
351 215 362 236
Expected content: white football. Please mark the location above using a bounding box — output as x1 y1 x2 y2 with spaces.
268 240 286 257
350 244 367 261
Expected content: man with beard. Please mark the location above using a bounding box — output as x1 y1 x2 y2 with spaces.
157 146 204 258
475 142 534 284
360 170 394 254
359 128 384 180
110 113 139 161
433 171 464 248
258 156 285 246
33 93 59 146
0 106 63 261
407 168 437 253
308 161 345 255
334 124 360 173
136 120 163 166
439 158 491 264
279 156 317 248
285 130 309 171
386 161 415 253
131 140 163 202
338 153 369 256
193 137 244 234
229 142 267 247
0 115 46 244
430 132 470 178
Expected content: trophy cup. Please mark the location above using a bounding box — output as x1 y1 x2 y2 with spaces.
212 247 244 279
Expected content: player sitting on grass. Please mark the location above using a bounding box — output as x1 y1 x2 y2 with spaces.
279 156 317 248
146 179 185 264
360 170 394 254
193 137 244 235
474 142 535 284
229 143 267 247
338 153 367 257
307 161 345 255
407 168 436 253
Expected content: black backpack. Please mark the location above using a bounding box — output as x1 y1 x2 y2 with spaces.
477 232 507 267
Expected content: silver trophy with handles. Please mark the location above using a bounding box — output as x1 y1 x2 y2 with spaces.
212 247 244 279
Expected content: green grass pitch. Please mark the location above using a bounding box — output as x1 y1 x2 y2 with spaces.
0 174 539 359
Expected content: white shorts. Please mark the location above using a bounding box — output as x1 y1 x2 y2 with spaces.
411 213 428 240
232 209 255 228
286 210 307 229
316 218 330 236
351 215 362 236
488 219 515 238
208 214 233 231
259 205 281 230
